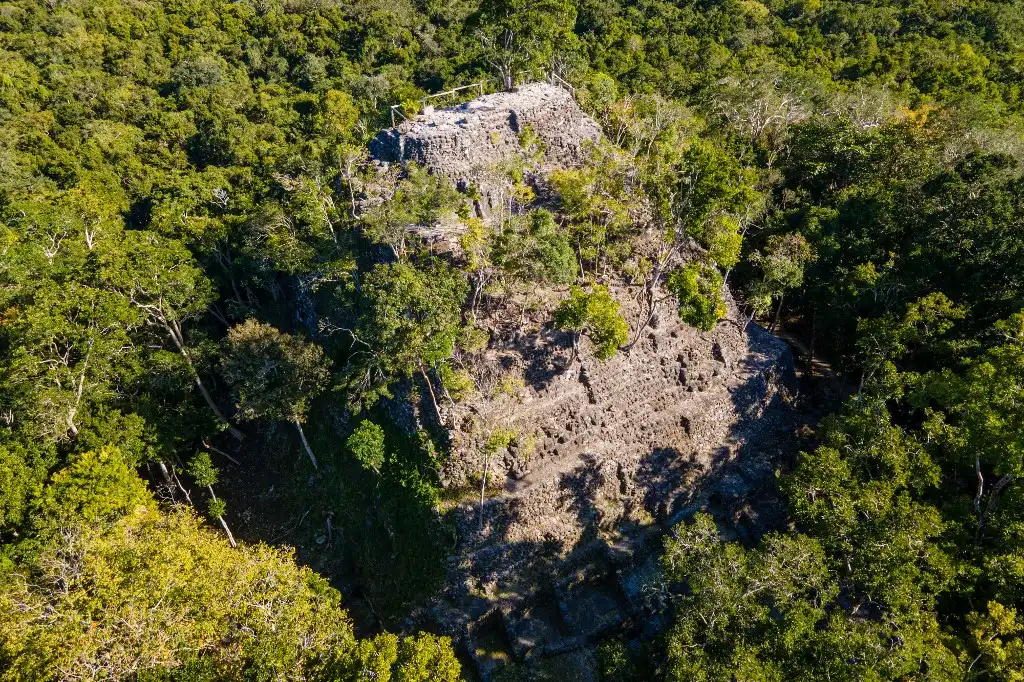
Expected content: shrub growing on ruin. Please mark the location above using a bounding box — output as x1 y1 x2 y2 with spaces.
554 285 629 360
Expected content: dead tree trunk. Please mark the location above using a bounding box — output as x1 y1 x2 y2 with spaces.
772 292 785 331
169 465 237 548
419 365 444 425
479 452 490 534
976 472 1014 542
623 246 676 351
162 318 245 441
207 486 237 548
157 461 179 502
65 342 93 438
202 440 241 466
293 418 319 470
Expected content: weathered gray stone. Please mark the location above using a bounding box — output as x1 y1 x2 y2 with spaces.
370 83 601 180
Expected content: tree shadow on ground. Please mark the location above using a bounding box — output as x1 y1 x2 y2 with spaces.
214 399 451 634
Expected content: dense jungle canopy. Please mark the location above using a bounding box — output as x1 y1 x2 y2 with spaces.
0 0 1023 679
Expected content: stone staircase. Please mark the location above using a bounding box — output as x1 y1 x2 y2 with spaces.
425 289 800 679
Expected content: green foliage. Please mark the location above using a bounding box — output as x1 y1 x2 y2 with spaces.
206 497 228 520
763 120 1024 370
492 209 578 285
0 439 55 531
550 144 636 269
668 141 761 261
3 282 140 443
353 261 469 405
0 441 460 681
968 602 1024 682
0 0 1023 677
0 501 459 682
666 262 727 331
597 638 639 682
333 419 451 621
363 164 462 257
661 511 959 681
784 399 950 611
438 363 476 402
29 447 155 538
188 452 219 488
856 293 967 387
748 233 815 317
918 313 1024 480
391 632 463 682
914 314 1024 606
553 285 629 360
348 420 387 474
220 320 330 424
484 426 517 455
475 0 579 89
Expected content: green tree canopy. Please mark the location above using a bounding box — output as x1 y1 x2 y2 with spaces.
474 0 579 89
347 420 387 474
352 261 468 406
220 320 331 468
0 446 460 682
553 285 629 360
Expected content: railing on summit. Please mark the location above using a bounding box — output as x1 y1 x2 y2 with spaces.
386 70 577 127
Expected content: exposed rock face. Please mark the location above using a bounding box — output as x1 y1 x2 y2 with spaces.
369 82 602 184
442 292 793 495
430 288 799 679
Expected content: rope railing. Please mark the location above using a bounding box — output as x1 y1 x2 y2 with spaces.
386 71 576 127
546 70 575 94
389 78 495 127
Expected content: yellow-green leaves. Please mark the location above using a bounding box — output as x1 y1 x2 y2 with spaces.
554 285 629 360
968 602 1024 681
0 506 355 681
666 263 726 332
348 420 387 474
550 144 635 268
362 164 462 259
318 89 359 142
30 447 154 537
492 209 578 285
1 456 462 682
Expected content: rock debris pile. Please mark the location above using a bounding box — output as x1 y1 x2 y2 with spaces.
432 290 798 680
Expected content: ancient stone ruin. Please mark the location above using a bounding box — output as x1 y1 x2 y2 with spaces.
370 82 602 181
370 84 801 680
431 290 798 680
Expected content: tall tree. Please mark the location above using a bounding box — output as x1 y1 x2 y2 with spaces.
352 261 468 410
4 282 139 442
219 320 331 470
747 233 816 330
0 448 461 681
475 0 579 89
100 231 243 440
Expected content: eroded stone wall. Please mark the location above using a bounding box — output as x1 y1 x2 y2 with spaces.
426 287 798 679
370 82 602 186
